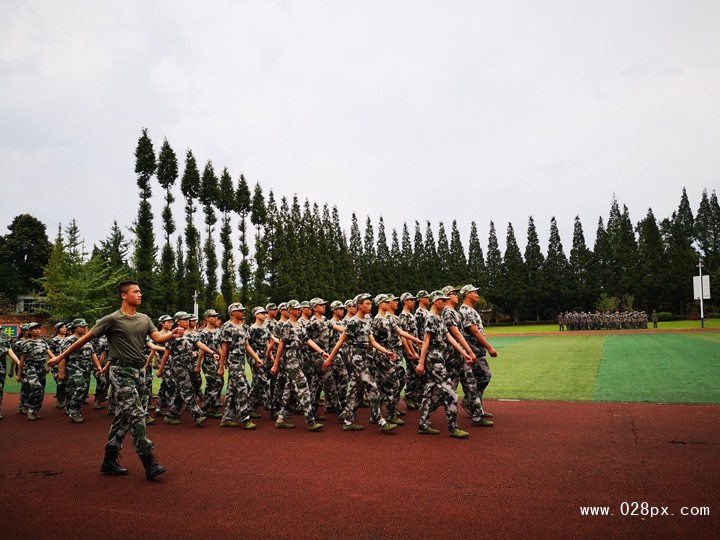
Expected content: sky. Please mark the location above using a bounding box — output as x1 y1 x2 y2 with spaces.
1 0 718 258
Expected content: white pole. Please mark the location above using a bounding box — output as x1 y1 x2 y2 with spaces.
697 258 705 329
193 290 199 319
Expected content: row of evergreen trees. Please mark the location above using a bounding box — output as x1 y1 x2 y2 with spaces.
3 129 718 323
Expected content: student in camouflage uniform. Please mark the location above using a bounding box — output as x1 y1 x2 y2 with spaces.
12 324 30 414
154 315 175 416
458 284 498 426
0 337 20 420
247 306 273 417
49 321 70 409
59 318 104 423
416 291 471 439
93 334 110 410
217 303 263 429
269 302 290 417
187 314 203 398
398 292 422 409
324 293 398 433
328 300 349 411
51 281 181 480
156 311 213 427
262 303 280 412
269 300 324 431
198 309 223 418
16 322 55 421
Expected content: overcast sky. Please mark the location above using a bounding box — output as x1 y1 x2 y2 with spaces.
1 0 718 258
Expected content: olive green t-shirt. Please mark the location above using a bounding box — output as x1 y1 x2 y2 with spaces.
91 310 158 368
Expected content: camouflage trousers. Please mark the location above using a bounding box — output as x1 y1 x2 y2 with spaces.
404 355 423 404
0 360 5 409
342 346 382 423
156 363 177 412
248 358 271 412
271 359 295 412
107 366 153 454
65 361 90 417
167 360 204 420
142 368 152 414
94 367 110 402
446 351 483 417
330 349 349 410
221 356 251 423
418 352 459 432
50 365 68 406
22 361 47 414
202 357 223 413
278 350 314 424
305 352 340 415
371 352 404 421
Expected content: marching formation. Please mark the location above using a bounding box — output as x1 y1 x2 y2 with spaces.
1 281 499 479
559 310 650 331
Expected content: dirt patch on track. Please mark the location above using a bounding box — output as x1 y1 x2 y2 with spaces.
1 395 718 538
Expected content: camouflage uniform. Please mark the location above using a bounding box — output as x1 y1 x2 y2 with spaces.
199 327 223 415
262 317 279 409
305 315 341 414
275 320 316 425
0 338 10 411
49 333 68 407
186 329 203 398
93 335 110 403
21 339 50 416
459 303 492 415
155 335 176 413
247 324 271 412
371 314 404 421
61 335 96 417
12 337 28 412
164 334 205 420
397 309 422 404
328 314 349 410
341 316 383 424
219 321 252 423
418 313 460 433
106 366 153 453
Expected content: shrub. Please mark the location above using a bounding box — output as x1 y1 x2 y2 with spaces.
657 312 673 321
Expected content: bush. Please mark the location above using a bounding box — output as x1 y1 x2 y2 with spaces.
706 312 720 319
657 312 673 321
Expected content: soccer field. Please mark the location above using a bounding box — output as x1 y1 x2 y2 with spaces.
485 331 720 404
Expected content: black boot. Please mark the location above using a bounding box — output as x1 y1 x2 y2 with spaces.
100 445 129 476
139 452 166 480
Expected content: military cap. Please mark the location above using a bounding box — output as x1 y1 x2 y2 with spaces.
252 306 267 317
27 321 42 330
441 285 459 296
330 300 344 311
300 301 310 309
386 293 399 302
277 302 289 312
374 293 389 306
158 314 173 324
265 303 278 311
189 314 198 322
400 292 416 303
20 323 30 331
54 321 67 330
173 311 191 321
71 318 89 328
309 297 326 308
344 299 354 308
227 302 245 313
355 293 372 306
459 284 479 296
203 309 220 318
416 290 430 299
429 290 450 303
287 300 301 310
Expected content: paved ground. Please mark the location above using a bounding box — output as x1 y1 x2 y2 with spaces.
0 395 718 539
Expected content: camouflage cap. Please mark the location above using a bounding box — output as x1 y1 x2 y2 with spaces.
459 284 479 296
355 293 372 306
189 314 198 322
400 292 416 303
344 299 354 308
252 306 267 317
287 300 301 310
374 293 389 306
228 302 245 313
265 303 278 311
20 323 30 331
27 321 42 330
173 311 191 321
386 293 399 302
309 297 326 309
203 309 220 318
54 321 67 330
441 285 459 297
71 318 88 328
330 300 344 311
429 290 450 303
277 302 289 312
158 314 173 324
416 290 430 299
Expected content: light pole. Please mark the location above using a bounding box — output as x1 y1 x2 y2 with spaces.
697 258 705 329
193 290 199 320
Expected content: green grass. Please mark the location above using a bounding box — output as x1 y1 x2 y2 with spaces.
484 319 720 334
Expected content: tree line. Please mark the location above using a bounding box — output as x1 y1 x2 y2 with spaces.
1 128 718 323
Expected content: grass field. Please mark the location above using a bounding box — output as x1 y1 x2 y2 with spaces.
484 319 720 334
4 329 719 405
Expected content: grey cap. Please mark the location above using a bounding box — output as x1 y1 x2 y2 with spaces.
330 300 344 311
189 314 198 322
20 323 30 331
265 303 278 311
287 300 301 310
386 293 399 302
374 293 389 306
344 299 354 308
441 285 459 297
354 293 372 306
309 297 326 309
459 284 479 296
54 321 67 330
203 309 220 318
27 321 42 330
278 302 289 312
252 306 267 317
173 311 191 321
400 292 416 303
429 290 450 303
71 318 88 328
300 301 310 309
228 302 245 313
416 290 430 299
158 314 173 323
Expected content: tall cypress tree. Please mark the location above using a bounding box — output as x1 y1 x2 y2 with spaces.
376 217 391 291
636 208 666 310
486 221 503 308
467 221 487 293
448 220 467 284
180 150 202 312
412 221 424 290
349 213 363 290
331 206 357 297
217 168 237 308
97 220 130 272
503 223 526 323
250 182 268 306
389 228 401 294
591 217 611 305
400 223 416 292
422 221 440 290
606 197 638 302
132 128 158 314
569 216 594 310
436 222 451 286
156 137 178 313
236 174 251 304
544 217 570 314
200 161 219 311
524 216 545 319
362 216 377 291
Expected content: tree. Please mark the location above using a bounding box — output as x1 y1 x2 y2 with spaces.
179 149 203 311
591 217 611 305
362 216 377 290
236 173 251 304
486 221 503 307
436 222 451 286
348 213 363 289
467 221 487 293
448 220 467 284
606 197 638 298
399 223 416 292
503 222 526 323
544 217 571 314
217 168 237 308
156 137 178 313
250 182 269 306
636 208 666 310
96 220 130 272
375 216 391 291
132 128 158 314
199 160 219 312
524 216 545 319
569 216 594 310
421 221 440 290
